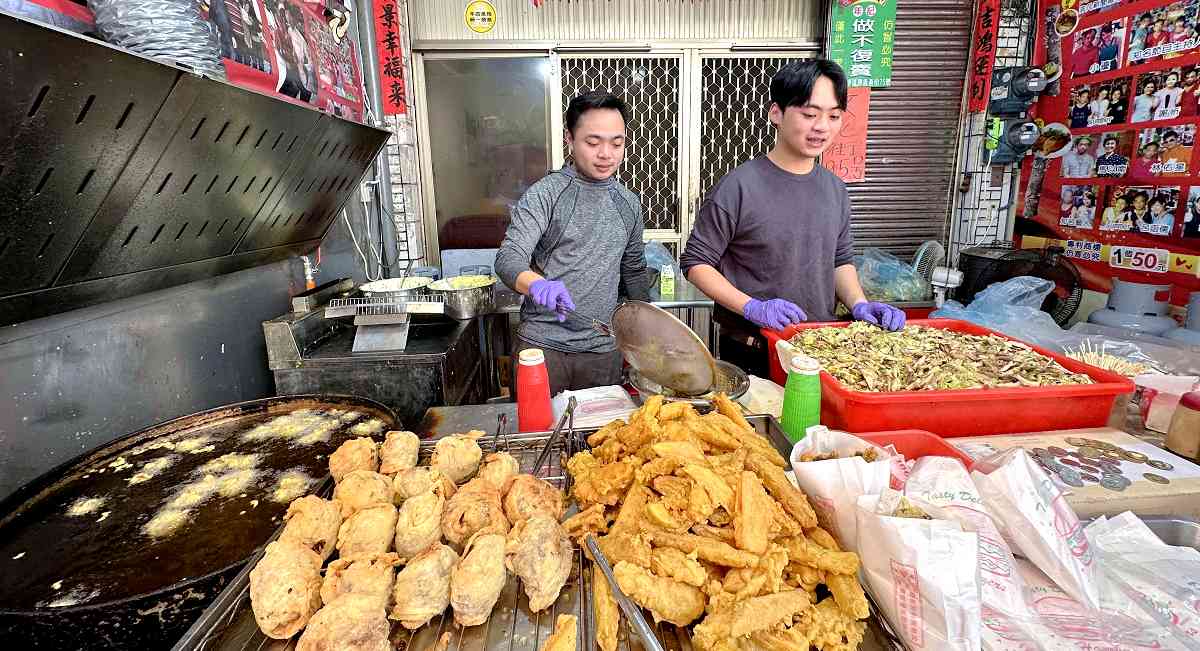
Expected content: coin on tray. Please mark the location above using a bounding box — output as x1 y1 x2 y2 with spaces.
1047 446 1069 457
1076 446 1103 461
1080 473 1100 483
1122 450 1150 464
1148 459 1174 471
1100 475 1129 491
1057 467 1084 487
1143 473 1170 485
1065 437 1091 447
1102 450 1124 462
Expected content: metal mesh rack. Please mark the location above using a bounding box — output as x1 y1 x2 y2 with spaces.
173 418 904 651
325 295 446 319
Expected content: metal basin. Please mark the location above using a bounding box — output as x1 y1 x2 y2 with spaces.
429 277 496 320
359 277 433 301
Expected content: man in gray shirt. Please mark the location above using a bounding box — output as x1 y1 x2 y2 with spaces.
681 59 904 377
496 92 650 395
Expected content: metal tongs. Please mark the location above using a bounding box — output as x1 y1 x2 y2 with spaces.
585 534 665 651
557 300 614 337
531 396 576 477
490 412 509 453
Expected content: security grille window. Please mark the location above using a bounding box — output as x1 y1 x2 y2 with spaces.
560 57 681 232
699 56 808 199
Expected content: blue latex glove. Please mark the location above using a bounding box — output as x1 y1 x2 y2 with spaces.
743 298 807 331
529 279 574 322
852 301 906 331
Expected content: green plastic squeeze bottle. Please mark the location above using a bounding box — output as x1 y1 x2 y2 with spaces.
775 339 821 443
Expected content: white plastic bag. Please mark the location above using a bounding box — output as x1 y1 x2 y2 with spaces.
971 449 1101 610
1087 512 1200 649
789 426 893 550
855 492 981 651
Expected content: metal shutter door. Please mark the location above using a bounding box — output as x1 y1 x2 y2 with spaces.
849 0 973 257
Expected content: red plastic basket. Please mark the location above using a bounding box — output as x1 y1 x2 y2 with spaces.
856 430 975 470
763 318 1135 437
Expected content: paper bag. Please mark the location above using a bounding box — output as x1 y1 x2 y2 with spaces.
855 492 982 651
790 426 893 550
972 449 1101 610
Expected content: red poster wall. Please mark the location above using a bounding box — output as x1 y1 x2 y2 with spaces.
1017 0 1200 305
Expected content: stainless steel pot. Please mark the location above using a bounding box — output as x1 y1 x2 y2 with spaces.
429 279 496 320
359 277 433 302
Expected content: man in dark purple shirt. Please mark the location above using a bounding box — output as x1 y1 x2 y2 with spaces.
680 59 904 377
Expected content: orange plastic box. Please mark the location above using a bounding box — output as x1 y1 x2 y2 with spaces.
856 430 976 470
763 319 1134 437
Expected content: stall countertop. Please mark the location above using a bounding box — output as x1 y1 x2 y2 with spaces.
491 276 715 314
417 402 516 439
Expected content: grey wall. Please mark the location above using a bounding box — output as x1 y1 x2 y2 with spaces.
0 216 370 502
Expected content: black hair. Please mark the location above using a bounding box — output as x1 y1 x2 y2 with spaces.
1104 136 1119 145
1165 130 1180 140
1102 24 1112 34
565 91 628 135
770 59 849 112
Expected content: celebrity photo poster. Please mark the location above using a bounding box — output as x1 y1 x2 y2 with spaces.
201 0 279 94
306 4 365 122
1018 0 1200 303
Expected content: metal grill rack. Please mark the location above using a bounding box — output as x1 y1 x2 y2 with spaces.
324 295 446 352
174 418 904 651
173 430 581 651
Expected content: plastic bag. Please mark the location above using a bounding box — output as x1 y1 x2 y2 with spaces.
854 248 930 302
971 449 1101 609
855 491 982 651
643 241 679 279
931 276 1070 350
1086 512 1200 649
788 426 894 551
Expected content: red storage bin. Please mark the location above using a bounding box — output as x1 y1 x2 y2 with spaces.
763 319 1134 437
856 430 975 470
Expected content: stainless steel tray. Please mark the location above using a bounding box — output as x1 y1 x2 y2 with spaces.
173 416 904 651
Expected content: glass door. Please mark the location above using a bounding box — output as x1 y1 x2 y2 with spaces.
414 54 552 264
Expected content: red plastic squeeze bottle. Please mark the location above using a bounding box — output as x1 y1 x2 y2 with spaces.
516 348 554 432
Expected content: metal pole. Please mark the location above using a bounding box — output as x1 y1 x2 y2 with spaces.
352 0 400 274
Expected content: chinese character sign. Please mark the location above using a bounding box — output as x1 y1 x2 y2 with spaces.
968 0 1002 112
373 1 406 115
822 87 871 182
828 0 897 88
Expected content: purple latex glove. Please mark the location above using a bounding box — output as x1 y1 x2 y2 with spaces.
742 298 807 331
529 279 574 322
852 301 906 331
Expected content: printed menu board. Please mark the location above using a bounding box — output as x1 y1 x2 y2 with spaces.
1017 0 1200 305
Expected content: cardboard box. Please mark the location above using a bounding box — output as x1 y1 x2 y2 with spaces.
951 428 1200 520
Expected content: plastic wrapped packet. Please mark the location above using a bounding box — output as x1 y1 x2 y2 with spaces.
971 449 1101 610
855 491 981 651
854 248 930 302
789 426 894 551
1087 512 1200 649
551 386 637 430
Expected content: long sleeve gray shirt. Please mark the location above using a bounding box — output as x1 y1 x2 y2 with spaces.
680 157 855 333
496 165 650 353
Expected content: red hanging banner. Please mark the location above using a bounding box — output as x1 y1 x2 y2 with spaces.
373 0 407 115
968 0 1003 113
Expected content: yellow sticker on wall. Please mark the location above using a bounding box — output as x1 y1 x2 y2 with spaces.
465 1 497 34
